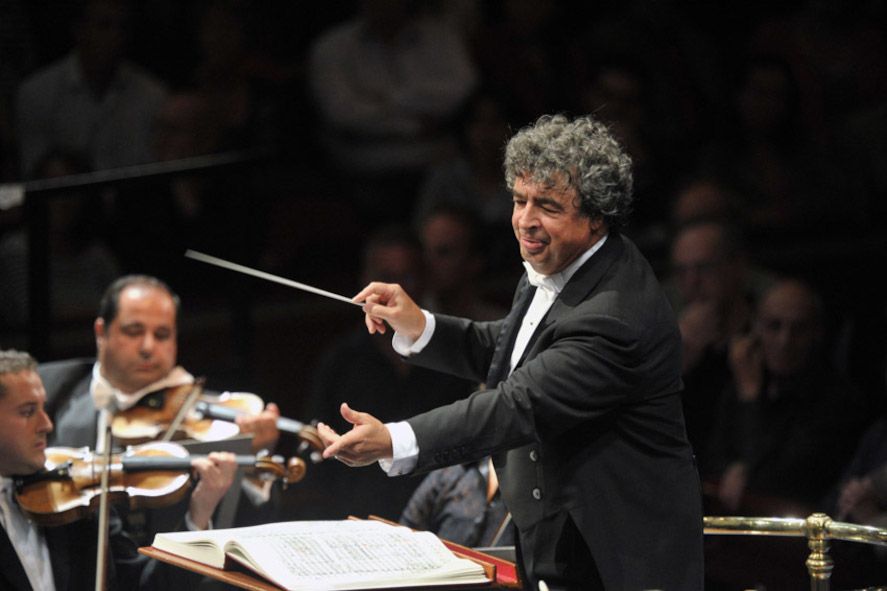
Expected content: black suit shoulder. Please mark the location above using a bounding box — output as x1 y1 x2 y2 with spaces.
38 358 94 415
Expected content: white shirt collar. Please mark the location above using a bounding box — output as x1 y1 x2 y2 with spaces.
522 233 608 294
90 362 194 412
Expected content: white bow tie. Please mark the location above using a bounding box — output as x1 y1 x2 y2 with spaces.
523 262 565 294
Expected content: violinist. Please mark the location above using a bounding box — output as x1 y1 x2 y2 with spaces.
37 274 281 539
0 349 238 591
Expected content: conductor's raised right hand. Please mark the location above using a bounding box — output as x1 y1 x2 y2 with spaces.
353 282 425 341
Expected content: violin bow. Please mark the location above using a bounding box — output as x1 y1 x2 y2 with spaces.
161 378 206 443
94 425 113 590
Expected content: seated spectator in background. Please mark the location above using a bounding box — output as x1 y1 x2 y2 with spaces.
697 54 845 239
188 0 287 152
301 225 475 521
307 0 477 221
98 91 216 282
417 204 507 321
813 348 887 589
707 278 868 515
471 0 577 125
0 149 120 328
412 91 519 298
109 89 257 283
400 457 514 549
670 174 744 229
15 0 167 176
579 57 672 235
827 345 887 525
666 218 774 468
412 89 513 231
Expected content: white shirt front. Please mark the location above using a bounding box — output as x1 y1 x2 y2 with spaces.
384 235 608 475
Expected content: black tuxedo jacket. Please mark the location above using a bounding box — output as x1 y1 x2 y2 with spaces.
0 508 175 591
406 233 704 589
39 358 97 448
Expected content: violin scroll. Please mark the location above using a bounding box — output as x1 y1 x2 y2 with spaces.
296 424 326 464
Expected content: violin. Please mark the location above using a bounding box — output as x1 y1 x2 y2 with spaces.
110 382 325 461
14 441 305 527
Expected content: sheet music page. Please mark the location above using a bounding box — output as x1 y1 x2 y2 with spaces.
154 520 489 590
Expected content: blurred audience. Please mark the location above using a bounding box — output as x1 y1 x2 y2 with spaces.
417 203 506 321
471 0 578 125
706 279 868 515
298 224 476 521
669 174 744 230
187 0 287 152
666 218 774 468
102 91 222 281
412 90 517 294
413 89 513 233
0 149 120 328
307 0 477 222
579 56 672 233
697 53 846 239
14 0 167 176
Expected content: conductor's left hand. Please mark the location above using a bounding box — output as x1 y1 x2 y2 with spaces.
317 403 392 467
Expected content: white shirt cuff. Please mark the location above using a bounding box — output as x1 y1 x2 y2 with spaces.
184 511 212 531
378 421 418 476
391 311 435 356
240 476 272 506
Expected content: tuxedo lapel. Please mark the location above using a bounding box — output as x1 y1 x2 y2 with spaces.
557 232 622 308
0 525 34 590
485 278 535 388
45 525 72 591
514 234 625 368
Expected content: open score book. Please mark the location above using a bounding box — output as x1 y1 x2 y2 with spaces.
151 520 491 590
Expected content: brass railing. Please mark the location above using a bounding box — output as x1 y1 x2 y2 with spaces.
704 513 887 590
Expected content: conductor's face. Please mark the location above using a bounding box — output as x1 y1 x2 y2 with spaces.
95 285 178 393
512 174 597 275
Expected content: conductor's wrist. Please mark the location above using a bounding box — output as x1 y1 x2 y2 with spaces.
392 311 435 355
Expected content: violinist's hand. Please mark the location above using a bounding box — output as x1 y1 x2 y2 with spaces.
189 451 238 530
353 282 425 340
317 403 393 467
238 402 281 453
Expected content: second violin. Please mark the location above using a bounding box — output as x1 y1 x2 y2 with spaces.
110 382 325 462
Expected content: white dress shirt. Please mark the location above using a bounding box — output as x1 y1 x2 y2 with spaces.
384 235 608 475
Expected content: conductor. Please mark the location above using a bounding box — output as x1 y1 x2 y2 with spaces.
318 114 704 590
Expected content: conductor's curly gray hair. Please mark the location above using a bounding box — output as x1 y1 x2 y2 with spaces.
503 114 634 228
